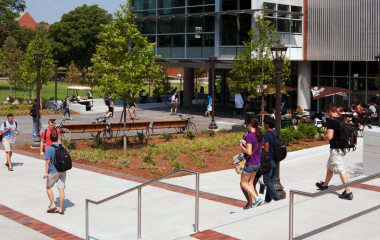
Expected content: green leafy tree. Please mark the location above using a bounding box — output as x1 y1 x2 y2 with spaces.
49 4 112 67
280 128 294 145
0 0 26 47
1 36 23 98
20 27 54 102
66 61 84 85
10 26 37 53
90 0 161 151
194 68 207 90
227 4 291 125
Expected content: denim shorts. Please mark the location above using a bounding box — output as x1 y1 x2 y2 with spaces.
242 164 260 174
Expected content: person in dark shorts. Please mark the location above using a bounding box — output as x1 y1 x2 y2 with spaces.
127 95 139 120
170 92 178 115
316 103 353 200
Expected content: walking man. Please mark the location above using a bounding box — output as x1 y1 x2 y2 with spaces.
234 93 244 116
40 119 61 157
127 95 139 120
1 114 19 171
190 88 199 112
62 95 73 121
316 103 353 200
45 132 66 214
31 99 42 139
170 92 178 115
205 95 212 117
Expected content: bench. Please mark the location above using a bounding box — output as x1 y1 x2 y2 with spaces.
150 120 188 135
63 123 108 133
110 121 151 135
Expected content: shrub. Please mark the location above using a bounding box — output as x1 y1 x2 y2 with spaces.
61 138 70 146
149 165 162 177
67 141 77 150
317 127 327 141
113 157 131 169
136 132 145 144
143 154 156 166
297 123 308 136
91 135 107 150
293 130 304 143
80 136 90 143
22 140 30 146
183 130 196 140
280 129 294 145
158 132 172 141
305 124 318 141
207 130 216 137
170 160 185 171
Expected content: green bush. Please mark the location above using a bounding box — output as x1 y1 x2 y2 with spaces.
296 123 308 136
91 135 107 150
317 127 327 141
67 141 77 150
158 132 172 142
113 157 131 169
184 130 196 140
305 124 318 140
207 130 216 137
280 129 294 145
293 130 304 143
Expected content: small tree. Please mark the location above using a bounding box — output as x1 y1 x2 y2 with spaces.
305 124 318 141
293 129 304 144
1 36 23 98
280 128 294 146
66 61 83 85
194 68 207 90
90 0 161 151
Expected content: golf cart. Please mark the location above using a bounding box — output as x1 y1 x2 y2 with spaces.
67 86 93 111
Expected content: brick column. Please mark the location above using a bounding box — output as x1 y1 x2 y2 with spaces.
303 0 308 60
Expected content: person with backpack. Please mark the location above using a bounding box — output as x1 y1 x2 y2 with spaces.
205 96 212 117
62 95 73 121
31 99 42 139
317 103 354 200
170 92 178 116
127 95 140 120
40 119 61 157
190 89 199 112
263 117 281 203
105 98 115 119
45 131 70 215
239 116 264 208
1 113 19 171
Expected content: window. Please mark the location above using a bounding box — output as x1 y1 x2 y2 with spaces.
187 16 215 32
335 61 349 76
368 62 379 77
136 20 156 34
277 19 289 32
135 11 156 17
220 14 251 45
264 2 276 17
187 34 215 47
350 78 366 105
278 4 289 18
291 20 302 33
291 6 302 19
221 0 250 11
319 61 333 76
158 0 185 8
188 0 215 5
158 35 185 47
311 62 318 75
351 61 366 77
158 8 185 15
132 0 156 10
335 78 349 109
158 19 185 34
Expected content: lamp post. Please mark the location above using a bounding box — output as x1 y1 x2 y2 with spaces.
31 50 44 148
375 53 380 126
270 40 288 199
54 60 59 103
208 54 218 130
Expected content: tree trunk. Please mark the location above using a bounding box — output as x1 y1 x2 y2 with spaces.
9 82 12 98
261 94 265 126
123 100 127 152
23 88 27 103
29 84 32 103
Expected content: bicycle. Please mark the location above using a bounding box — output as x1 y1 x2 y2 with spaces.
53 119 72 141
90 115 113 139
176 114 197 133
47 100 64 114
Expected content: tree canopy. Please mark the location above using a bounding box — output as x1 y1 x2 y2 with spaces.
49 4 113 67
0 0 26 47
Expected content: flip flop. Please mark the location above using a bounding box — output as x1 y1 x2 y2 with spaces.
8 167 13 171
57 210 65 215
47 207 57 213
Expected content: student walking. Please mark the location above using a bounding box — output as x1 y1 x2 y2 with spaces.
190 89 199 112
127 95 139 120
170 92 178 115
1 114 19 171
239 117 264 208
45 132 67 214
263 117 281 203
40 119 61 157
235 93 244 116
105 99 115 119
31 99 42 139
62 95 73 121
317 103 353 200
205 95 212 117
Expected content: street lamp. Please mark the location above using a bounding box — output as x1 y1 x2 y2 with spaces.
208 54 218 130
54 60 59 103
31 50 44 148
375 53 380 126
270 40 287 199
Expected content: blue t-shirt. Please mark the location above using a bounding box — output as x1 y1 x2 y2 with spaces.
245 132 264 165
45 143 65 174
66 99 70 109
264 130 278 160
207 97 212 107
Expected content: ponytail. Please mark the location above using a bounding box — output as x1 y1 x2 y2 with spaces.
246 116 263 142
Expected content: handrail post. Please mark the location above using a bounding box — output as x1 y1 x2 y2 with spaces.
86 199 89 240
289 192 294 240
138 187 142 239
195 172 200 232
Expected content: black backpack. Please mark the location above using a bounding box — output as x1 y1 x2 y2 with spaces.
331 118 357 151
0 121 17 141
30 104 36 117
192 93 196 100
257 147 271 176
62 100 67 108
269 131 287 162
51 144 72 172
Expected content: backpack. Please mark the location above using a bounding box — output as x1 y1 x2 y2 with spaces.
192 93 196 100
43 128 57 141
331 118 357 151
51 144 72 172
257 147 271 176
0 121 18 142
206 99 210 106
62 100 67 108
268 131 287 162
30 104 36 117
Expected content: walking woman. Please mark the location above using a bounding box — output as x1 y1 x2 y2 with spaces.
62 95 73 121
240 116 264 208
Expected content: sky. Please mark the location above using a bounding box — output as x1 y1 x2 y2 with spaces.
24 0 127 24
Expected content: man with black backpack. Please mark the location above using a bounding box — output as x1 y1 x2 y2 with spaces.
190 88 199 112
40 119 61 157
45 131 71 215
317 103 354 200
1 113 19 171
31 99 42 139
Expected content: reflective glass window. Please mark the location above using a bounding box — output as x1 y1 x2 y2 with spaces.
158 0 185 8
239 14 251 31
132 0 156 10
311 77 318 111
265 18 276 28
187 16 215 32
335 61 349 76
145 35 156 43
205 0 215 4
335 78 349 109
158 19 185 34
158 35 185 47
158 8 185 15
221 0 237 11
220 14 250 45
311 61 318 75
368 79 379 103
319 61 333 76
351 61 366 77
368 62 379 78
136 20 156 34
158 35 171 47
135 10 156 17
319 77 333 111
240 0 251 10
264 2 276 17
291 6 302 19
277 19 289 32
189 0 203 5
291 20 302 33
350 78 366 105
188 6 203 13
278 4 289 18
187 33 214 47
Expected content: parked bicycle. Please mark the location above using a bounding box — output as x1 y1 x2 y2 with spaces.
176 114 197 133
53 119 72 141
90 115 113 139
47 100 64 114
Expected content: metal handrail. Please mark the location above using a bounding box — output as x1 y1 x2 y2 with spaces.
289 172 380 239
85 169 200 239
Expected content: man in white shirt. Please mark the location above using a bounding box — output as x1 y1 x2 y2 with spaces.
234 93 244 116
1 114 20 171
369 102 377 116
170 92 178 115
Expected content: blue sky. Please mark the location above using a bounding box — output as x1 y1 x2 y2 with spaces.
25 0 126 24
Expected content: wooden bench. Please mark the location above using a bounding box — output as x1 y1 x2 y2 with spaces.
150 120 188 135
63 123 108 133
110 121 151 135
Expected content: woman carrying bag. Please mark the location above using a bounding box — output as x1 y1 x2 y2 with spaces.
240 116 264 208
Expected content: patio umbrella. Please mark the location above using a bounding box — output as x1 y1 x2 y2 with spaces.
369 91 379 97
257 84 296 95
309 86 354 100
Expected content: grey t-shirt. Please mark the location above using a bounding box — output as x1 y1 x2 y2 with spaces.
0 121 19 142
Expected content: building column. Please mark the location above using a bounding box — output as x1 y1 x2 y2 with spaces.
297 61 311 110
183 68 194 107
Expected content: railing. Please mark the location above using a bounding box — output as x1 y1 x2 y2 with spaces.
289 172 380 239
86 169 200 239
